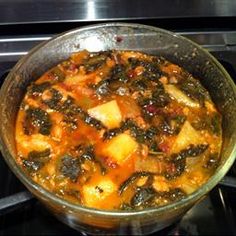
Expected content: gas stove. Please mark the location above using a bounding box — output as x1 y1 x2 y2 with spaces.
0 17 236 236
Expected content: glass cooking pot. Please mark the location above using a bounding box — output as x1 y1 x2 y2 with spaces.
0 23 235 235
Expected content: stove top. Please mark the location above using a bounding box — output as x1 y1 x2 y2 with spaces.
0 29 236 236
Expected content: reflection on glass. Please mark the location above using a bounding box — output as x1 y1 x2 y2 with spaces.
86 0 96 20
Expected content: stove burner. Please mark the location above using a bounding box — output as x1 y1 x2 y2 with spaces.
0 191 34 216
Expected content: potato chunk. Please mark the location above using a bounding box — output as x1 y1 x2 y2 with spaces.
171 121 203 153
88 100 122 129
17 134 51 153
82 177 117 208
164 84 200 108
104 133 138 165
135 156 165 174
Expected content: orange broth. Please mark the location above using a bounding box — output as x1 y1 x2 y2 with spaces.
15 50 222 210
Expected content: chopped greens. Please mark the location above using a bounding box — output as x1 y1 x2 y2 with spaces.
84 52 110 73
43 88 63 109
59 154 81 182
165 144 209 179
110 64 128 82
179 76 210 105
23 148 51 172
24 107 52 135
191 113 221 135
131 187 156 207
28 82 51 95
119 172 153 195
50 67 65 82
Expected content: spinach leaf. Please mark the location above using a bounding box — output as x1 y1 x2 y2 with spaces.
119 172 153 195
23 148 51 172
24 107 52 135
59 154 81 182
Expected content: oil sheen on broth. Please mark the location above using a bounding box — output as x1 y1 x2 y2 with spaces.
15 50 222 210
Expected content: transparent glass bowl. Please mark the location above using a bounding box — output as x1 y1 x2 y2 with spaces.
0 23 236 235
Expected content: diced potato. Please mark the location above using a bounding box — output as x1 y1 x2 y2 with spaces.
177 171 206 194
164 84 200 108
152 176 170 192
17 134 51 153
171 121 203 153
82 177 117 208
180 182 196 194
65 74 87 85
190 170 207 186
46 163 56 176
104 133 138 165
88 100 122 129
16 133 52 160
50 112 64 141
24 97 39 108
136 176 149 187
186 157 200 169
135 156 165 174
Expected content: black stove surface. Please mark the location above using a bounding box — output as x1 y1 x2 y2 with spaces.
0 30 236 236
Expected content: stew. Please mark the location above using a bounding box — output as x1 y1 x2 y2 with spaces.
15 50 222 210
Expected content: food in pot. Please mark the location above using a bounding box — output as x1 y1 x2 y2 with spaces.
15 50 222 210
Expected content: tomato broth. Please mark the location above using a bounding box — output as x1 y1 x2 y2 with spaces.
15 50 222 210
